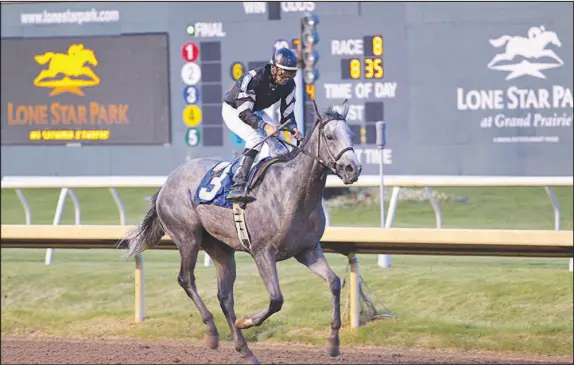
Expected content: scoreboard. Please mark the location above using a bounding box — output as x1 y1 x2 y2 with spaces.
330 35 386 146
0 2 408 176
1 1 571 177
341 36 384 80
174 16 401 177
180 40 225 148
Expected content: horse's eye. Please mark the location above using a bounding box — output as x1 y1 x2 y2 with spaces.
326 134 334 140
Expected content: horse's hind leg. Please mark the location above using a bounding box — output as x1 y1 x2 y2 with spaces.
235 249 283 329
202 235 260 364
169 226 219 349
295 243 341 358
33 69 57 83
487 53 513 68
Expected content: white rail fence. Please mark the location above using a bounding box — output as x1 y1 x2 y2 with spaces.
2 175 573 271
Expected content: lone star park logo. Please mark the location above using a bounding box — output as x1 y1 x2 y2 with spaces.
487 26 564 80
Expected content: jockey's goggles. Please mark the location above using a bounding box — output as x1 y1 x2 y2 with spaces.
275 67 297 79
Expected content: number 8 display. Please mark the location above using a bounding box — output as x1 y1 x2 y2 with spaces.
372 36 383 56
350 59 361 79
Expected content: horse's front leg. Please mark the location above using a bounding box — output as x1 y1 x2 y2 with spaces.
295 242 341 357
236 249 284 329
203 238 260 364
80 67 100 83
539 49 564 64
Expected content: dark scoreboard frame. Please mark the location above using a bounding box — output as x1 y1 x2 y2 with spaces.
1 32 171 146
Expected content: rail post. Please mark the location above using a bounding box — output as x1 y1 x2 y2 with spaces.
376 120 391 269
134 253 145 323
347 252 360 329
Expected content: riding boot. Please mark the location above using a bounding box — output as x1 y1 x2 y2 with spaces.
226 149 257 203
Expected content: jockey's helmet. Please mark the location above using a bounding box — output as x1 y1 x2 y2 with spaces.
271 48 298 85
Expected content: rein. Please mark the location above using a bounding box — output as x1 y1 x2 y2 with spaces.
229 99 354 179
278 117 354 176
278 139 327 167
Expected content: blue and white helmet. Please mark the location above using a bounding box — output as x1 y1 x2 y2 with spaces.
271 48 298 72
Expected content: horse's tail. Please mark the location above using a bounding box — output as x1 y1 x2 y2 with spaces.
34 52 54 65
117 189 165 258
489 35 512 48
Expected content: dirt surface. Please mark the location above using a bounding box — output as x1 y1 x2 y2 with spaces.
2 336 572 364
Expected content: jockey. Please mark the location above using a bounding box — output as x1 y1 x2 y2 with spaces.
222 47 303 202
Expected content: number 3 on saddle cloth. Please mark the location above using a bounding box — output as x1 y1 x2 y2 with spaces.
193 156 276 209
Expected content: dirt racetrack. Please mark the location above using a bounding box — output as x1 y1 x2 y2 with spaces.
2 336 573 364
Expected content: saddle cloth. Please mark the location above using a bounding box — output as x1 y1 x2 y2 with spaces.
193 156 278 209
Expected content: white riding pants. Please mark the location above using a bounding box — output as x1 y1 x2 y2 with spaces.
221 102 289 158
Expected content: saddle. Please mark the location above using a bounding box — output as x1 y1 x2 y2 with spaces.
195 156 282 204
217 156 280 194
192 156 285 252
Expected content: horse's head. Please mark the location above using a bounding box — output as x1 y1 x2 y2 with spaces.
309 99 362 184
529 26 562 48
68 44 98 67
81 49 98 66
545 31 562 47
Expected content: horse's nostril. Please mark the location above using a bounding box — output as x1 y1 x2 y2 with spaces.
345 165 354 174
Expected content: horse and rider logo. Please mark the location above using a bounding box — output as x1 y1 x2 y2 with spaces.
33 44 100 96
487 26 564 81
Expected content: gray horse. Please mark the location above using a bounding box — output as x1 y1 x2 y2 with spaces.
119 99 362 364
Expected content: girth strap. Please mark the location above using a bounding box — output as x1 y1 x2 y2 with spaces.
232 202 251 252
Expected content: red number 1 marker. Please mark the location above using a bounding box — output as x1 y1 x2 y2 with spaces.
182 42 199 62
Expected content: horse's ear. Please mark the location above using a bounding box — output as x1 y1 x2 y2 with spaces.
312 98 321 119
341 99 349 119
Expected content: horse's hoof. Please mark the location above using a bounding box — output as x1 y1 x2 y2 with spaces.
235 316 254 329
242 355 261 364
327 346 340 358
204 333 219 350
327 338 340 357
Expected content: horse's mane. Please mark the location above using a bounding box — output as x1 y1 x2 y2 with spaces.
323 106 345 121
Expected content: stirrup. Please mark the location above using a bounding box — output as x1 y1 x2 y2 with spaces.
227 194 256 203
227 188 256 203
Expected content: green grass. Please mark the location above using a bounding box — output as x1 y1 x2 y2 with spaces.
1 186 573 355
2 250 572 355
329 186 573 230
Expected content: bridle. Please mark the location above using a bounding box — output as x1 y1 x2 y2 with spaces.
278 100 354 178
